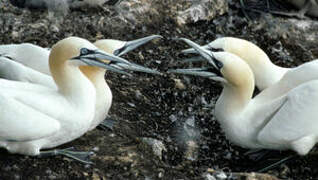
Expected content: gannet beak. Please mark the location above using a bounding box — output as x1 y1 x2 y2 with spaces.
168 38 225 81
72 48 133 76
168 67 218 78
113 35 163 56
72 48 161 75
181 44 210 54
177 38 219 69
115 62 162 75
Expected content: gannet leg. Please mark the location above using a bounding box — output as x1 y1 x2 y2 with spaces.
244 149 273 161
39 147 94 164
257 155 296 173
98 117 116 131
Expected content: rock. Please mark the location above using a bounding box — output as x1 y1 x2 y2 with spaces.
176 0 228 25
202 173 216 180
141 138 166 160
232 172 280 180
116 0 227 26
173 78 186 90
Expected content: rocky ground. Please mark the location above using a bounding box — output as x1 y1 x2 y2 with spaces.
0 0 318 179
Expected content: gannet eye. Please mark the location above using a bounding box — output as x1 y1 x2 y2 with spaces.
213 58 223 69
80 48 90 55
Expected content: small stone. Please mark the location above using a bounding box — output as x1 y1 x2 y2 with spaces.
11 31 19 39
203 173 216 180
141 138 166 160
174 79 186 90
92 147 100 152
158 171 164 178
184 140 199 161
215 171 227 179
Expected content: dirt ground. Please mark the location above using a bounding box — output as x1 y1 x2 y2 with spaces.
0 0 318 179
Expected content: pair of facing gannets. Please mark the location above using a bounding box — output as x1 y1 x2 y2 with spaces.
0 35 162 163
171 37 318 156
1 36 318 163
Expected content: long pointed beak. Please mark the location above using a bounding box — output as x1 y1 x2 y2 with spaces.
114 35 163 56
72 49 133 76
115 62 162 75
168 68 217 78
181 56 205 63
181 44 210 54
72 48 161 76
177 38 217 68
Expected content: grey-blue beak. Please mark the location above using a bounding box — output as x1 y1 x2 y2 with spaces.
114 35 163 56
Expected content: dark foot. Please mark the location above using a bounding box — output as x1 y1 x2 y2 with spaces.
244 149 273 161
39 147 94 164
98 117 116 131
257 155 296 173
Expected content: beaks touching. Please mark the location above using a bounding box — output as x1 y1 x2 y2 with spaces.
181 44 211 54
176 38 218 68
72 48 161 76
114 35 163 56
168 38 223 79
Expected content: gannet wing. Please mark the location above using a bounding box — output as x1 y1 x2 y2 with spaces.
257 80 318 145
0 95 60 142
0 55 56 89
0 43 51 75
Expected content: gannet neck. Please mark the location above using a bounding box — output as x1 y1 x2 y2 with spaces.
49 37 96 100
221 37 288 90
214 52 255 114
216 82 253 115
79 66 106 84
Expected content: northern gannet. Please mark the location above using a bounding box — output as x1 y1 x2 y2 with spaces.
0 36 136 163
182 37 318 98
170 38 318 155
0 35 162 130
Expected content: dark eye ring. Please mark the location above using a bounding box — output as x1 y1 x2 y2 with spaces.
213 58 223 69
80 48 90 55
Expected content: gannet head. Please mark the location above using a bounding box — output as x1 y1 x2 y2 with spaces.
169 38 255 90
182 37 271 66
49 36 135 75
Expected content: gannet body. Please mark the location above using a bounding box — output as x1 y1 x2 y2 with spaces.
0 36 133 156
182 37 318 93
0 43 51 75
0 35 161 131
171 38 318 155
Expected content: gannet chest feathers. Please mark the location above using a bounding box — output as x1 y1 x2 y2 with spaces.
0 36 132 157
172 38 318 156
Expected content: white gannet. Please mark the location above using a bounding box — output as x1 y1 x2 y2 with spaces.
170 38 318 155
0 36 137 163
181 37 318 98
0 35 162 130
